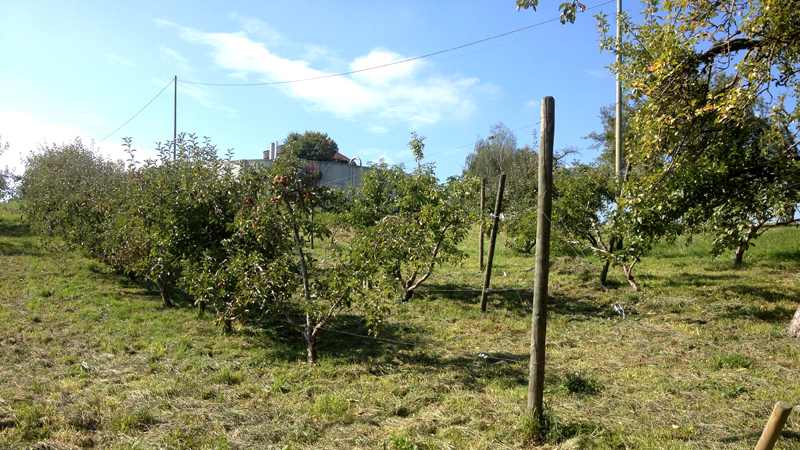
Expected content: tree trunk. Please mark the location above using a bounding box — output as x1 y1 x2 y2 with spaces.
522 240 535 254
789 303 800 338
599 236 616 287
599 259 611 287
622 263 639 292
156 278 174 308
733 245 745 267
401 287 414 302
304 328 318 364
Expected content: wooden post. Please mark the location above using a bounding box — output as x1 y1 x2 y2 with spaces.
480 173 506 313
755 402 793 450
479 177 486 271
528 96 554 419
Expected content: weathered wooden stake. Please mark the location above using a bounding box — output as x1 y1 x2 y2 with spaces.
480 173 506 313
755 401 793 450
528 96 554 420
479 177 486 271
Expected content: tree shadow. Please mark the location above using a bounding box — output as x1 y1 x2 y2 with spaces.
0 220 31 238
645 272 739 286
718 303 798 323
719 429 800 445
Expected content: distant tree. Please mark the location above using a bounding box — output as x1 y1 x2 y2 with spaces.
463 122 518 182
19 138 126 255
0 137 18 201
584 103 634 171
284 131 339 161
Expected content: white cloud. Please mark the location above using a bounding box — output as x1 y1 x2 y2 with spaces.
587 69 608 78
160 46 193 72
169 23 485 126
177 83 238 117
228 13 284 45
108 54 136 67
0 111 158 175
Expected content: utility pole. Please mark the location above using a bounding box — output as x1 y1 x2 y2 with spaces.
615 0 622 178
173 75 177 160
528 96 554 421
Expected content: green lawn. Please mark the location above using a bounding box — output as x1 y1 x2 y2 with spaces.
1 202 798 449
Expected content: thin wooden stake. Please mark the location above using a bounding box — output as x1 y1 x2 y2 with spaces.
480 173 506 313
755 402 793 450
528 96 554 419
479 177 486 271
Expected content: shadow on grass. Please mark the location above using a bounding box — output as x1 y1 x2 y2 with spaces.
646 272 739 286
0 220 31 238
718 303 798 323
239 308 533 391
418 281 617 322
719 430 800 445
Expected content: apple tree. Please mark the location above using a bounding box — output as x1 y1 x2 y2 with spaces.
348 135 478 302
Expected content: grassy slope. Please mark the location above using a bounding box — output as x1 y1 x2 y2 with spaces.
0 202 798 449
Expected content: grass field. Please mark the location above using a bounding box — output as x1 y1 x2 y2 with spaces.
1 201 799 449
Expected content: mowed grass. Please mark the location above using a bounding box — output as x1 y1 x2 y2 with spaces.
0 201 798 449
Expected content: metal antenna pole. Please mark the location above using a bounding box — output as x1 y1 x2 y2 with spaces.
173 75 177 160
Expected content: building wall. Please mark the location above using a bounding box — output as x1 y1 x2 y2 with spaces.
236 159 371 190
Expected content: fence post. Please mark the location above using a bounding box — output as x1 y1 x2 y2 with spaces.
755 402 793 450
528 96 554 420
480 174 506 313
479 177 486 271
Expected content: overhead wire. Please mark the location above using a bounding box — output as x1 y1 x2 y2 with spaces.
182 0 616 88
99 79 174 143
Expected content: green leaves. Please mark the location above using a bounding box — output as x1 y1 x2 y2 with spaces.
284 131 339 162
347 140 478 302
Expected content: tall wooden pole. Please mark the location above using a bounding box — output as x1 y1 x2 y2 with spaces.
479 177 486 271
615 0 622 178
173 75 177 160
480 174 506 313
528 96 554 419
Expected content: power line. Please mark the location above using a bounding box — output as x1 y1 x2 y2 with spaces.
99 79 174 143
182 0 615 88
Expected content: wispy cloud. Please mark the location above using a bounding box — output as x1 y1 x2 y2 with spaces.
160 46 193 73
177 83 238 117
167 21 487 127
108 54 136 67
587 69 608 78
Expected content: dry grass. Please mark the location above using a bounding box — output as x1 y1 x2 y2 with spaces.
1 202 799 449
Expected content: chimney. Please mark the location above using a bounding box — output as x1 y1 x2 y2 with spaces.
271 142 277 159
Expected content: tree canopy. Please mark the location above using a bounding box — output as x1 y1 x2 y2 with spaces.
284 131 340 161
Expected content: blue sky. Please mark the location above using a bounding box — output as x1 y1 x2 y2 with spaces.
0 0 625 179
